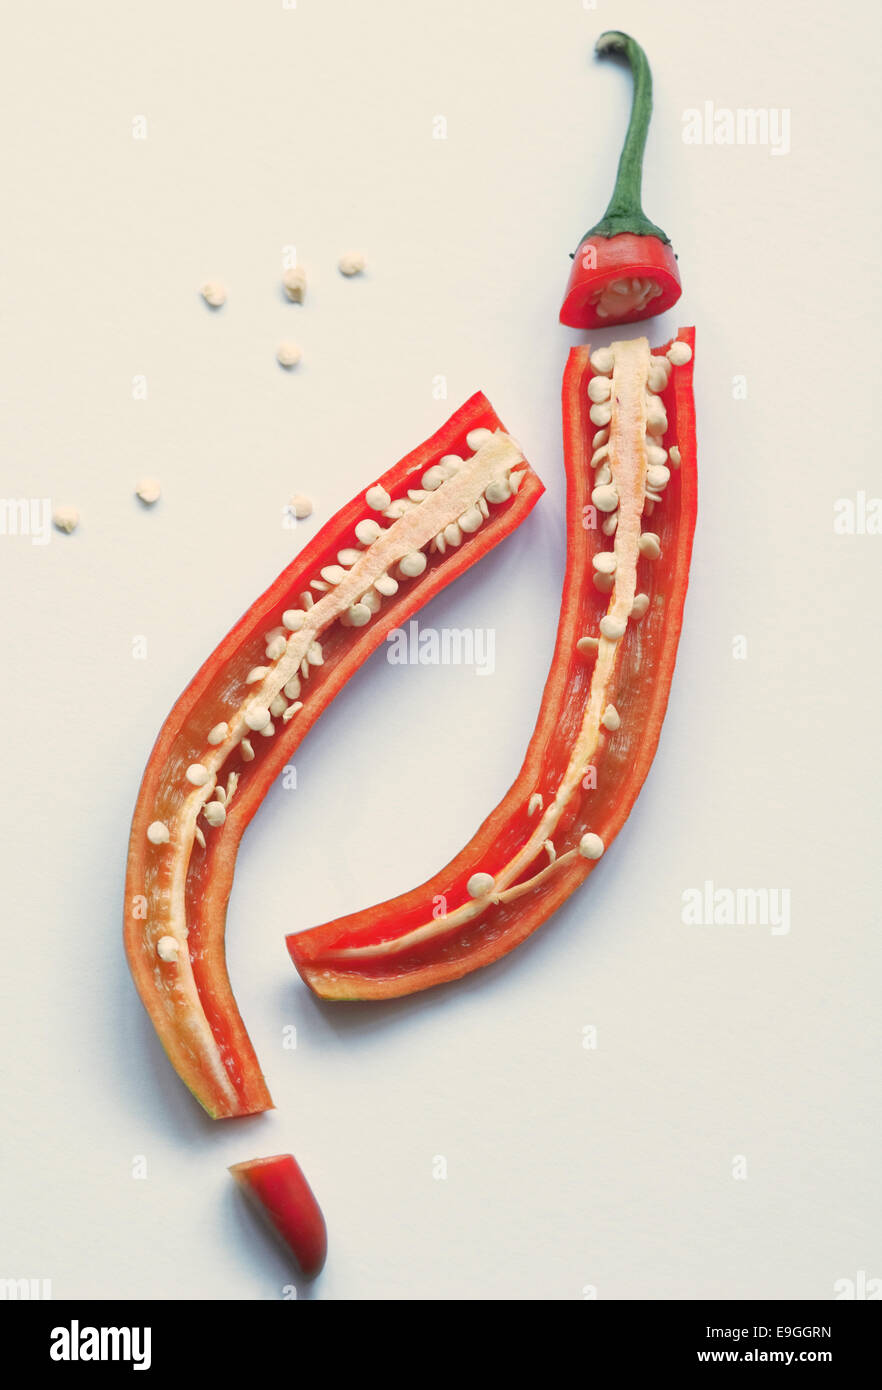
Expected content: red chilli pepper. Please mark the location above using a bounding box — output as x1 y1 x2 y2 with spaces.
288 331 696 999
230 1154 327 1280
559 32 682 330
124 395 543 1117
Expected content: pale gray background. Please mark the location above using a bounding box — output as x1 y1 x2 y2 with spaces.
1 0 879 1301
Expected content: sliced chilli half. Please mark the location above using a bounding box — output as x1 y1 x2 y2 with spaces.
288 329 697 999
124 394 544 1118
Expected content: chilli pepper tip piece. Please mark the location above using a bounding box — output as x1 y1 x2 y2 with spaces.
559 31 682 330
124 393 543 1118
288 330 696 1000
230 1153 327 1280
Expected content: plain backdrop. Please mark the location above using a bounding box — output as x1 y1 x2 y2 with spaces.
1 0 879 1300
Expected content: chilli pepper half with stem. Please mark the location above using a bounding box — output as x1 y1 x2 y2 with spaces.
124 394 543 1118
288 330 696 999
559 31 682 330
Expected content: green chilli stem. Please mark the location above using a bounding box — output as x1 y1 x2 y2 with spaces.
583 31 670 244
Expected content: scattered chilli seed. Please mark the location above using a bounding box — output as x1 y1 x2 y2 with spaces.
459 506 483 533
241 739 255 761
260 722 275 738
207 722 229 745
135 477 161 504
646 464 670 491
320 565 346 585
307 641 324 665
156 935 180 961
639 532 661 559
270 695 288 717
186 763 211 786
467 872 495 898
355 517 383 544
246 666 269 684
52 505 79 534
337 548 361 567
444 522 463 547
601 514 618 536
347 602 372 626
338 250 366 276
282 609 306 632
282 267 307 302
283 701 303 722
374 573 398 597
283 676 301 699
578 832 605 860
589 403 612 427
203 801 226 827
289 494 313 520
592 427 610 449
200 281 226 308
277 341 302 369
194 826 206 849
577 636 599 656
593 572 614 593
147 821 170 845
265 635 287 660
668 445 681 467
528 792 544 815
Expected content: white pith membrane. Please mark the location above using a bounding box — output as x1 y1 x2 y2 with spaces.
141 428 530 1098
591 276 663 320
325 336 691 964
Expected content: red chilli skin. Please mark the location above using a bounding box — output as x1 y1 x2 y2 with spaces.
230 1153 327 1280
289 330 696 1000
124 393 543 1118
